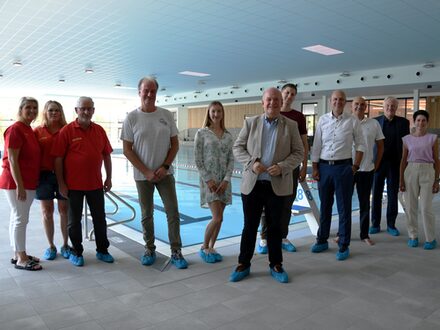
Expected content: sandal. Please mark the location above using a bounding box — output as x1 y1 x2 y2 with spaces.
10 255 40 265
14 260 42 271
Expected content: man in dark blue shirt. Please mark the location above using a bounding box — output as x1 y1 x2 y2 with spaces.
371 97 410 236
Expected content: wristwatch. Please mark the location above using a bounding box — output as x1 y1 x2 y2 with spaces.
162 164 170 170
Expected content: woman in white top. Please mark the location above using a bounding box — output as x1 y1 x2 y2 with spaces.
194 101 234 263
399 110 439 249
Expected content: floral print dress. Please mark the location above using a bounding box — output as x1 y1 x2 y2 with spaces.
194 127 234 208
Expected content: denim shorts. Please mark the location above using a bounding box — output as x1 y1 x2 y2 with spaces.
36 171 67 200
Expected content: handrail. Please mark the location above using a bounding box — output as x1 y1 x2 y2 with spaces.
88 191 136 240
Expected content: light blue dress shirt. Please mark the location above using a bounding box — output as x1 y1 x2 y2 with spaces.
258 116 279 181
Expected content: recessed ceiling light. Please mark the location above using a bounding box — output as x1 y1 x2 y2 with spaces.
114 82 122 88
423 62 435 69
231 85 240 89
277 80 287 84
12 60 22 67
194 90 203 94
302 44 344 56
340 72 350 77
85 68 94 73
58 78 65 83
179 71 211 77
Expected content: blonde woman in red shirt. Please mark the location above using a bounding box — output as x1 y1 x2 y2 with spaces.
0 97 42 271
34 101 70 260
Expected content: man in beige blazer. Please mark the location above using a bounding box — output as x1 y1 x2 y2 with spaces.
230 87 304 283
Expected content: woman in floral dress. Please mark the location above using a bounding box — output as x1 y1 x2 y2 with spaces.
194 101 234 263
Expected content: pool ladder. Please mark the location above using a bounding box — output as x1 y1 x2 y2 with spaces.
84 191 136 240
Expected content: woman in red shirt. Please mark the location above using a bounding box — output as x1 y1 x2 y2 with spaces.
0 97 42 271
34 101 70 260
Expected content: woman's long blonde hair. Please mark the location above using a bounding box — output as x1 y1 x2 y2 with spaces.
41 100 67 127
202 101 225 130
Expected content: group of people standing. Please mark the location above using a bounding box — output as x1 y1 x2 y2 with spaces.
229 89 439 284
0 96 114 270
1 79 438 282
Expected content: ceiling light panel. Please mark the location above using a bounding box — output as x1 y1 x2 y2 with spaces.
302 45 344 56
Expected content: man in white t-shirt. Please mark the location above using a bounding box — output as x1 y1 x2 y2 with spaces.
351 97 384 245
120 76 188 269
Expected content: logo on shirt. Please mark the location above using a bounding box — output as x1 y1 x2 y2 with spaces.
159 118 168 126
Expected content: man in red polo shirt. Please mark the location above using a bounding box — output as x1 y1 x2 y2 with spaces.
53 96 113 267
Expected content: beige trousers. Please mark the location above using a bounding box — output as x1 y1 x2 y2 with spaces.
403 163 436 242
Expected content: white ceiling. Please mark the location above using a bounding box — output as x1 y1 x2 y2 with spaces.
1 0 440 104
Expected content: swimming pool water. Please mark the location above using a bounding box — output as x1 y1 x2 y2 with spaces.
108 145 359 247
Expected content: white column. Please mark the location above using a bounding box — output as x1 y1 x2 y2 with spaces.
413 89 420 112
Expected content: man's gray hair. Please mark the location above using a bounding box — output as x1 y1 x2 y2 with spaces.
138 76 159 91
76 96 94 108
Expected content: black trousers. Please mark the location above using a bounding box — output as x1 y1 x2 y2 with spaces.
372 160 400 229
353 170 374 239
239 181 285 268
260 166 299 239
68 189 109 256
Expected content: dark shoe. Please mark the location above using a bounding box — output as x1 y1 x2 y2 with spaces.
270 265 288 283
10 255 39 265
15 260 42 271
386 227 400 236
311 242 328 253
171 250 188 269
140 250 156 266
43 247 57 260
336 247 350 261
96 252 114 263
369 226 380 234
229 265 250 282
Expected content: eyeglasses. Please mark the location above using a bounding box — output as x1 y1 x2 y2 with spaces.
76 107 94 112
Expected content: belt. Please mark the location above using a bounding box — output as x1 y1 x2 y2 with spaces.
256 180 271 185
319 158 352 165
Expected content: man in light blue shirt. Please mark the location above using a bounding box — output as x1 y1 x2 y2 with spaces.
311 90 365 260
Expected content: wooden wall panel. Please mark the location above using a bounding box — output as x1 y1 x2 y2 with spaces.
188 103 264 129
427 96 440 129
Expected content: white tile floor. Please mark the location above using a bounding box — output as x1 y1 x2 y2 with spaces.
1 195 440 330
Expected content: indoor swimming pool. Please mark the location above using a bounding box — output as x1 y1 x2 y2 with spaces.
107 145 359 247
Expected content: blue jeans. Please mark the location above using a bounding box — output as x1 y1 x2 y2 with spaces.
317 162 353 248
